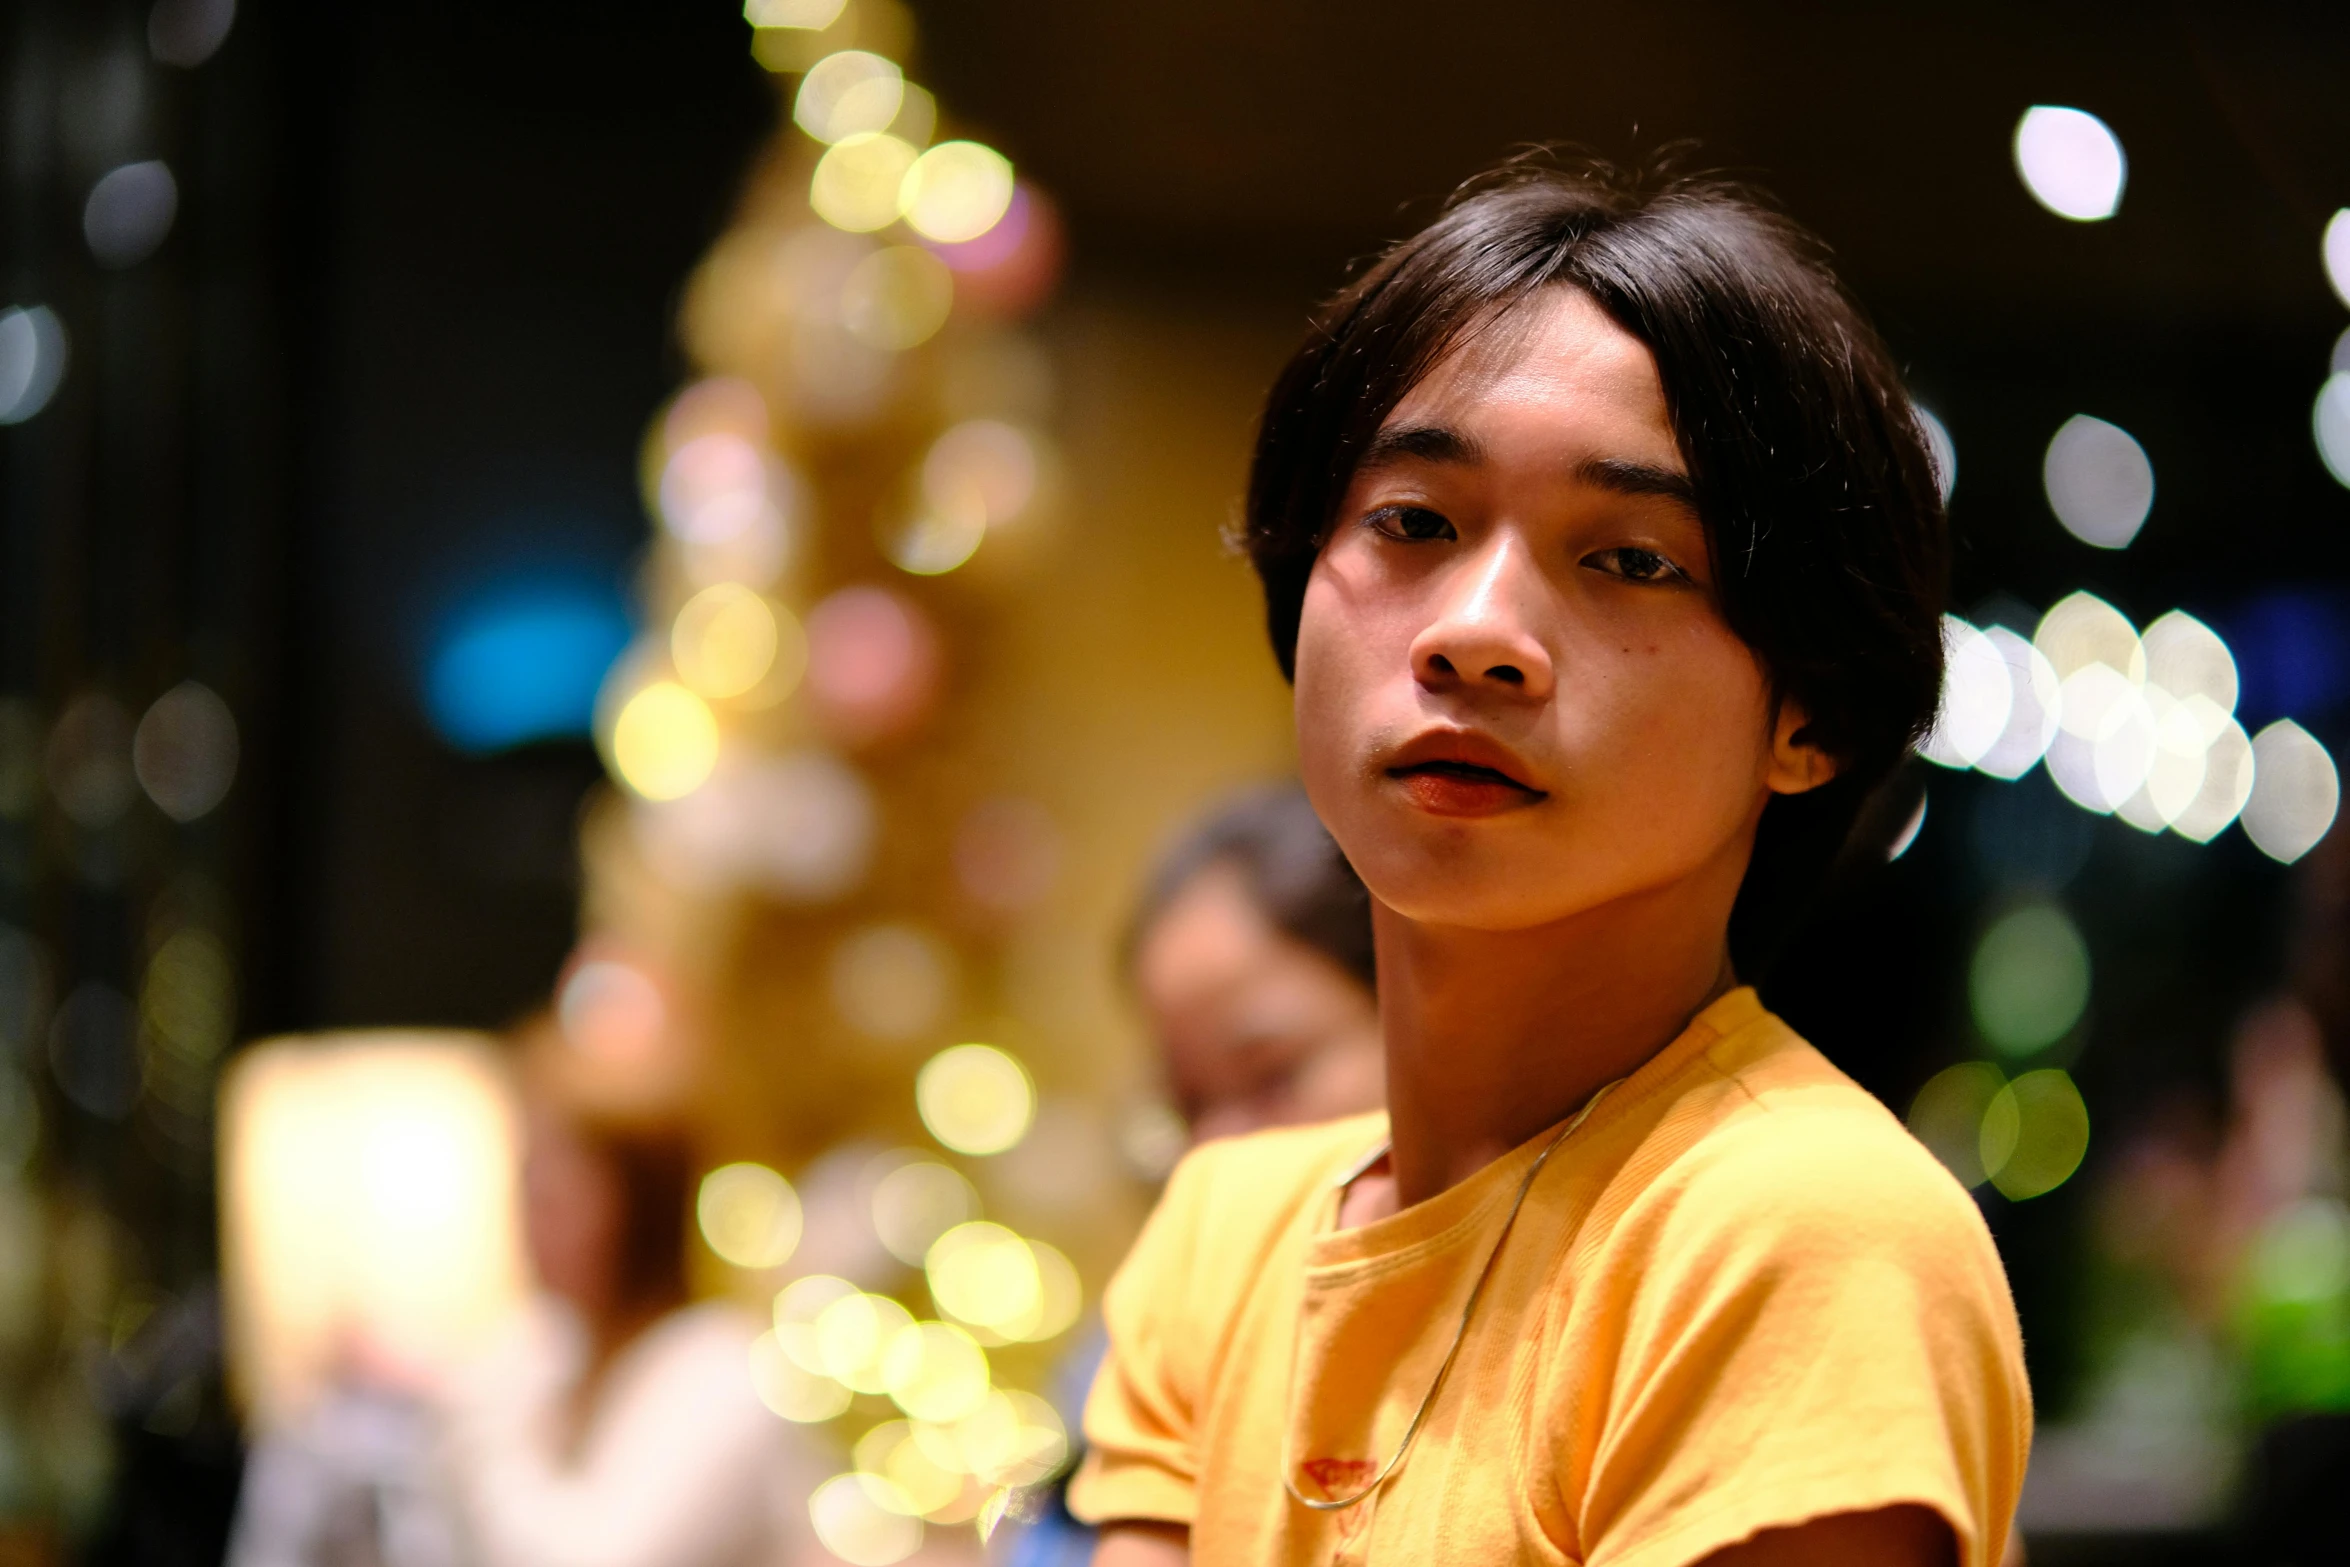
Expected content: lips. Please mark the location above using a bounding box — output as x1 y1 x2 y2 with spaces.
1383 731 1546 817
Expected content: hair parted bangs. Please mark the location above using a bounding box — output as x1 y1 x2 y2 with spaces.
1242 151 1951 974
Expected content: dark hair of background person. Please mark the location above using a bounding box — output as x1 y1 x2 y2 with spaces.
1239 151 1950 978
1125 782 1376 991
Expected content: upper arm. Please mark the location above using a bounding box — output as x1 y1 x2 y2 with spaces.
1695 1505 1956 1567
1091 1521 1190 1567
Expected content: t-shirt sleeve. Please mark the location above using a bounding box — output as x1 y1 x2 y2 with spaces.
1568 1108 2032 1567
1065 1145 1219 1529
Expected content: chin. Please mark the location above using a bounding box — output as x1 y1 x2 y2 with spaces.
1344 817 1593 933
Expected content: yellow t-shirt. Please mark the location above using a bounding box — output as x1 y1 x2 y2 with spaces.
1069 987 2031 1567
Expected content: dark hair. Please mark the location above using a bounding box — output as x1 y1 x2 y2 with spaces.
1242 153 1948 975
1128 782 1376 991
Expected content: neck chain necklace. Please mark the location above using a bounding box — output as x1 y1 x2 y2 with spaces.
1281 1082 1619 1515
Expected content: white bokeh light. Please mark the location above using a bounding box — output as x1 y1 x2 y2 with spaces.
2326 209 2350 312
1974 626 2063 781
2316 374 2350 491
2243 721 2339 865
1915 405 1957 503
1920 617 2012 769
2043 415 2154 548
0 306 67 426
2014 106 2126 222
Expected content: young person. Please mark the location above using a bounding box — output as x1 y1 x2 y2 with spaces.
1068 159 2030 1567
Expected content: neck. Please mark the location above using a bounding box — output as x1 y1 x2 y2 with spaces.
1371 875 1739 1208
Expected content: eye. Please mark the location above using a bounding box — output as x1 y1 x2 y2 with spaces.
1364 505 1456 543
1585 545 1690 584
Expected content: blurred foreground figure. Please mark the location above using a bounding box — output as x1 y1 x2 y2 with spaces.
1001 784 1382 1567
434 1016 822 1567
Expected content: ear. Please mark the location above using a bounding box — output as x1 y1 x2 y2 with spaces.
1766 699 1840 797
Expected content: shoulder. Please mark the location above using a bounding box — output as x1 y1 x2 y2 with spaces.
1122 1112 1387 1290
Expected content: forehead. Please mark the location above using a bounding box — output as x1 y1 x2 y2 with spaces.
1381 287 1677 461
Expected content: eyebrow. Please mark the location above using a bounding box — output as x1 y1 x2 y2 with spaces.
1359 425 1700 513
1573 455 1701 512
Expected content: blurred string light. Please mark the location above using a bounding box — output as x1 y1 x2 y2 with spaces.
2013 106 2125 222
2043 414 2154 548
630 747 877 901
884 420 1042 575
697 1161 804 1269
830 922 956 1040
2325 209 2350 312
2315 373 2350 490
1914 405 1957 503
1970 903 2090 1057
83 161 179 268
915 1044 1034 1156
840 246 954 351
901 143 1016 246
133 680 237 821
672 583 797 701
813 133 921 233
870 1158 978 1264
809 1471 923 1566
1907 1061 2090 1200
1920 596 2316 856
746 0 848 27
425 580 632 754
751 1326 854 1422
924 1219 1080 1343
606 681 720 801
795 51 905 143
658 426 800 588
805 585 941 743
0 306 67 425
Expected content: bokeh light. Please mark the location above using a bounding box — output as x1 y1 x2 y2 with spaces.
1908 1061 2007 1188
1973 627 2063 781
871 1159 978 1265
427 581 632 754
1970 903 2090 1057
2043 414 2154 548
83 161 178 268
672 583 793 700
808 1473 922 1567
1980 1068 2091 1200
2013 106 2126 222
2243 719 2340 864
924 420 1038 527
608 681 720 800
2315 374 2350 491
840 246 954 351
881 1320 991 1422
555 957 666 1070
815 1290 915 1393
925 1220 1040 1333
148 0 236 66
44 692 136 828
2142 610 2239 713
953 797 1061 913
657 430 797 588
2169 717 2257 844
813 133 920 233
133 681 238 822
696 1161 803 1269
632 748 877 901
1887 793 1927 861
1914 404 1957 502
774 1273 858 1370
794 51 904 145
830 922 956 1041
750 1328 853 1422
745 0 847 26
2325 208 2350 311
1920 617 2012 769
2036 591 2145 685
854 1420 965 1517
805 585 941 744
900 141 1016 246
0 306 67 425
915 1044 1034 1156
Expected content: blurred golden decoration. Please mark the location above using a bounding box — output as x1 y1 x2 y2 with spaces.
901 141 1015 244
916 1045 1034 1155
696 1161 804 1268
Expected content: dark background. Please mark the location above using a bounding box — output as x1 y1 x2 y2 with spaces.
5 0 2349 1559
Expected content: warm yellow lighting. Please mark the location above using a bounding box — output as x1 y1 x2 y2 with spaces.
745 0 847 26
795 51 904 145
830 923 956 1041
923 420 1037 526
889 84 937 149
813 134 919 234
809 1472 923 1566
1980 1068 2090 1200
696 1161 803 1269
750 1329 853 1422
855 1421 965 1517
609 681 720 800
871 1159 978 1265
219 1033 526 1427
915 1044 1034 1155
774 1273 859 1373
672 583 782 699
907 1388 1066 1488
816 1290 915 1393
1906 1061 2006 1188
882 1319 991 1422
925 1220 1040 1332
840 246 954 351
899 141 1015 244
882 508 986 576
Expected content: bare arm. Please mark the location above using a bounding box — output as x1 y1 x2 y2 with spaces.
1090 1521 1189 1567
1697 1504 1957 1567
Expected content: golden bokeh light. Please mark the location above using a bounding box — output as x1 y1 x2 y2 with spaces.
881 507 985 576
881 1319 992 1422
750 1328 854 1422
672 583 786 700
871 1158 978 1265
2035 591 2144 685
813 133 920 233
794 51 904 145
840 246 954 351
899 141 1015 244
608 681 720 801
915 1043 1034 1155
695 1161 803 1269
744 0 847 26
925 1220 1039 1332
773 1273 859 1373
815 1289 915 1393
923 420 1037 527
1980 1068 2091 1201
808 1473 923 1567
854 1421 965 1517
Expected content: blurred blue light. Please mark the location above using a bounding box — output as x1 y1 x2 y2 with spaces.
424 581 631 753
2226 590 2350 731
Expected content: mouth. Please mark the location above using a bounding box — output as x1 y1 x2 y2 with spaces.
1383 736 1547 817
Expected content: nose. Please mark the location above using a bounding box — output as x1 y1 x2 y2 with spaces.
1407 533 1555 701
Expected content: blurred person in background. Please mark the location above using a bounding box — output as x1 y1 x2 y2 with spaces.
1002 782 1383 1567
431 1011 826 1567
